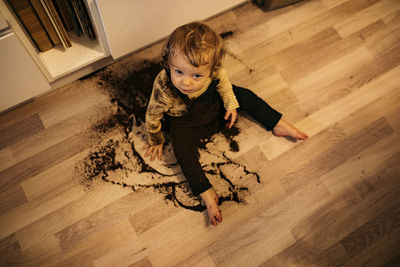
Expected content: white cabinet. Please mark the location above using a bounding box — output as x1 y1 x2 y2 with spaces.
96 0 245 59
0 31 50 111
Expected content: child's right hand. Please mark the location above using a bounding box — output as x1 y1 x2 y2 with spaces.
142 143 164 161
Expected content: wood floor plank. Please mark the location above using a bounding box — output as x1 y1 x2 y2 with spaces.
92 240 149 267
131 257 154 267
147 180 286 267
14 183 130 250
337 82 400 136
38 80 109 129
0 114 44 150
261 64 400 160
291 168 400 249
298 46 400 123
56 191 156 252
211 227 295 267
9 103 110 164
386 106 400 132
258 257 285 267
383 253 400 267
322 0 362 9
289 46 374 113
252 72 289 100
365 14 400 57
271 168 400 266
321 132 400 195
242 0 379 66
129 198 181 236
230 0 329 54
343 228 400 267
0 182 84 242
340 201 400 257
136 210 208 267
0 148 16 172
17 235 61 267
0 133 95 194
0 78 102 132
228 60 279 94
279 117 393 195
19 150 88 201
270 27 341 82
310 242 351 267
0 184 27 216
0 233 21 266
269 237 350 267
334 0 400 38
207 179 331 266
173 249 216 267
51 219 137 267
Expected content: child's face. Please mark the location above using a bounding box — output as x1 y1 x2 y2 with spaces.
169 52 212 95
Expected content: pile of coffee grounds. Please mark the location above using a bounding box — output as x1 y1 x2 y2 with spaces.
97 60 162 127
75 59 261 212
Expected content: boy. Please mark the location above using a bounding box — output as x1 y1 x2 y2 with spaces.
143 22 307 226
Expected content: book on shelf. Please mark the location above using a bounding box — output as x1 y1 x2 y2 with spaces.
29 0 61 46
70 0 96 39
53 0 73 31
7 0 53 52
7 0 97 52
41 0 71 48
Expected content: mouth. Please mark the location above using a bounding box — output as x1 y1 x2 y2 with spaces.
180 88 193 94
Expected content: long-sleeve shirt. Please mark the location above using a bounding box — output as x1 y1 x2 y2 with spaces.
145 68 239 145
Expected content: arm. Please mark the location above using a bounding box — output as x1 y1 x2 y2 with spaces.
143 74 169 160
216 68 239 128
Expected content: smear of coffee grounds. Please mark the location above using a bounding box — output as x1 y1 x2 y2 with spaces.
97 60 163 126
225 49 255 74
75 59 261 212
220 31 234 39
221 125 240 152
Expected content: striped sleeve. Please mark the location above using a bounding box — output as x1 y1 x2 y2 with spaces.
145 71 168 145
216 68 240 111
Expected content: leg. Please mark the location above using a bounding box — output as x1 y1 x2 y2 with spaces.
169 127 211 195
233 86 282 130
170 127 222 225
233 86 308 140
272 118 308 140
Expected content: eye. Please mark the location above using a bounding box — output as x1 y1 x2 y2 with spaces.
175 69 183 75
193 74 202 78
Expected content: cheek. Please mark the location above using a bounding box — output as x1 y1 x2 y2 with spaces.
197 79 207 88
170 74 180 87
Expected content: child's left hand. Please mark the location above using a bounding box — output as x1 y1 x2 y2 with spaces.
224 109 237 128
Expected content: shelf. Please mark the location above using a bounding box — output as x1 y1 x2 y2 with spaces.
0 0 109 82
38 33 106 79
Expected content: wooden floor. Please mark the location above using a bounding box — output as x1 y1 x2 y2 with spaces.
1 0 400 266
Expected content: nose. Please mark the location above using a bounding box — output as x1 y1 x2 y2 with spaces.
182 76 191 87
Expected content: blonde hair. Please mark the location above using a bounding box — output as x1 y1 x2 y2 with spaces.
162 22 224 78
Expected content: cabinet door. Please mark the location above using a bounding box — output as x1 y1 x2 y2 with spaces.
0 31 50 112
96 0 245 59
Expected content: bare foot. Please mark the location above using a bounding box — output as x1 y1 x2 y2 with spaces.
272 118 308 140
200 188 222 226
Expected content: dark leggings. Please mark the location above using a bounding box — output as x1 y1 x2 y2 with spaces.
167 85 282 196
